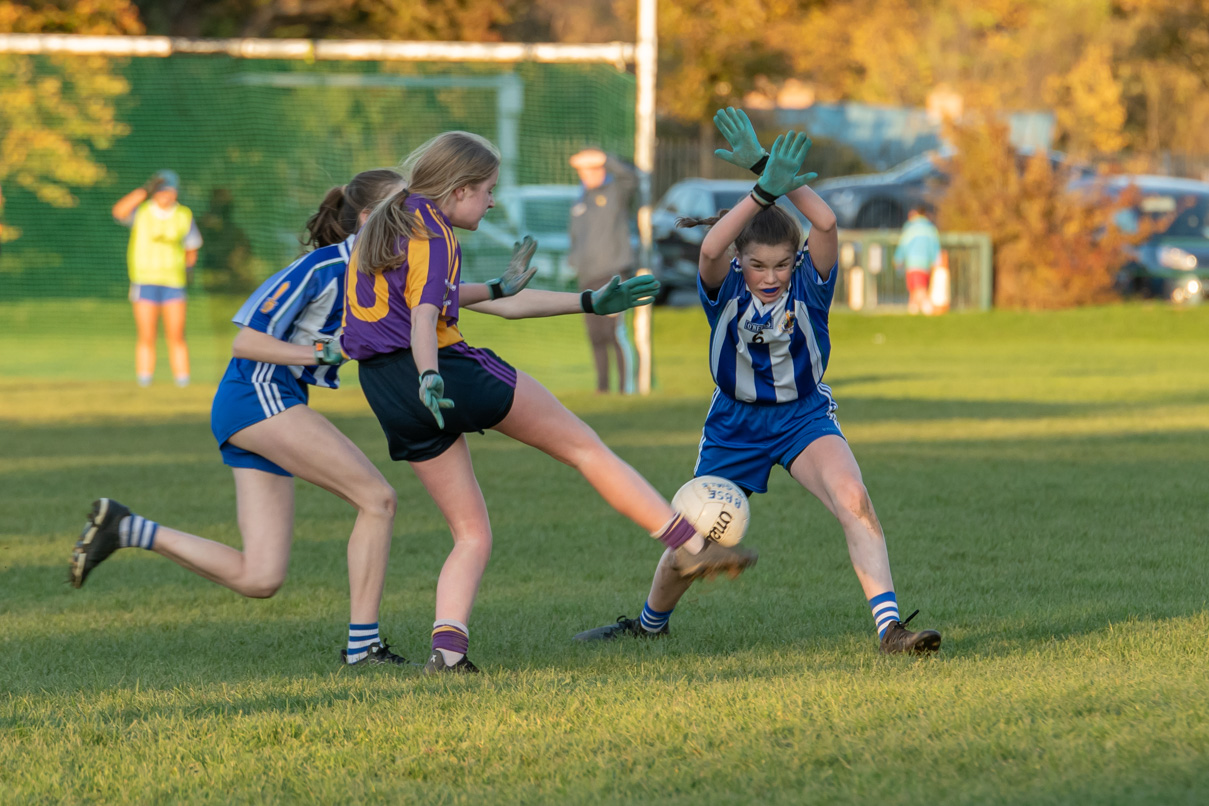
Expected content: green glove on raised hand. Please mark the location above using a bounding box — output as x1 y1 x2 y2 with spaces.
713 107 767 172
313 338 345 366
486 235 539 300
418 370 455 429
586 274 662 315
756 131 818 199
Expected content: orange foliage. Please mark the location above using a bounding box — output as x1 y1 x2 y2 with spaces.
935 115 1149 309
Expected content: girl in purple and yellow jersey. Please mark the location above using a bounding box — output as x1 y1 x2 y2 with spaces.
343 131 758 674
74 170 414 667
112 170 203 387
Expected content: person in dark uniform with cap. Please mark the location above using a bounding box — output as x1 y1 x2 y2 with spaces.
568 147 639 394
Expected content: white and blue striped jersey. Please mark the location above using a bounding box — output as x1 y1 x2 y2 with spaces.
698 245 838 406
230 234 354 389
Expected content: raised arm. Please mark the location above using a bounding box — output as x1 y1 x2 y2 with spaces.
604 154 639 200
785 184 838 280
697 196 763 291
112 187 148 222
700 131 816 289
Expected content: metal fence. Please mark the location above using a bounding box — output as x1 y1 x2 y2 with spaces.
834 230 993 312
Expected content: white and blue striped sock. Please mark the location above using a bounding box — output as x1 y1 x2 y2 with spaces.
639 600 673 633
869 591 900 639
346 622 379 663
118 515 158 550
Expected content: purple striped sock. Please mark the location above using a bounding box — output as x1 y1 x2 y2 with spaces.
432 622 469 655
655 514 696 550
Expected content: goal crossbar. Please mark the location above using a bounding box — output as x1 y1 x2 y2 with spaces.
0 34 635 66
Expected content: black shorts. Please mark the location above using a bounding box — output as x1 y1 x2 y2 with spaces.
357 342 518 462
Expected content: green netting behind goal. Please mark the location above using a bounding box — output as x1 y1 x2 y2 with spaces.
1 54 635 300
0 53 637 386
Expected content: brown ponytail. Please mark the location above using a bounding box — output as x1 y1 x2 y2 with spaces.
677 203 802 254
353 187 435 275
303 186 348 249
302 168 405 250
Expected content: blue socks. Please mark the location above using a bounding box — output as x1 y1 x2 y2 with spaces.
118 515 158 550
639 600 673 633
869 591 900 638
346 623 379 663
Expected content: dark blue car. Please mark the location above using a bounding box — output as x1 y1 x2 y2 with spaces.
1094 176 1209 304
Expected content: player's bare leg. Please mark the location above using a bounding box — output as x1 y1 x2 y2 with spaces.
789 435 939 653
161 297 190 386
494 372 756 580
231 404 397 623
646 548 694 611
788 435 893 597
409 435 489 673
409 436 491 627
494 372 667 531
132 300 159 385
148 467 294 596
76 405 397 616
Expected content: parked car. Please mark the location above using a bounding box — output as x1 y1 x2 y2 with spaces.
650 179 811 303
814 149 1093 230
813 152 942 230
1081 175 1209 303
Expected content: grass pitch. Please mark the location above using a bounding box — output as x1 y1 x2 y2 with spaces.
2 300 1207 804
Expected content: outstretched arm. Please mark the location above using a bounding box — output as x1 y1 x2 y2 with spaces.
466 275 660 320
460 235 539 307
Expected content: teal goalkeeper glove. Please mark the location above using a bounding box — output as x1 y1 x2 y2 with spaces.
486 235 539 300
418 370 455 429
755 131 818 201
583 274 661 315
713 107 768 174
313 338 345 366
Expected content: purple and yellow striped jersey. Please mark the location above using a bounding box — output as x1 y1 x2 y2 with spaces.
341 195 464 361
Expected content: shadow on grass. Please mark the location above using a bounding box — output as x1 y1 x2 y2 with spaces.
3 392 1208 696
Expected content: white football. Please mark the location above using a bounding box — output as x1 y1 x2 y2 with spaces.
671 475 749 547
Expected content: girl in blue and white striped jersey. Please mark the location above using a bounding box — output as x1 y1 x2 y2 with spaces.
575 114 941 654
72 169 413 666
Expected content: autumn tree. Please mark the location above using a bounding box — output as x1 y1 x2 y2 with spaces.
132 0 514 40
0 0 142 242
936 114 1143 308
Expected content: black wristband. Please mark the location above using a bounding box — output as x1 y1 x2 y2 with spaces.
752 183 779 206
487 280 505 301
580 289 595 314
419 369 438 380
749 191 773 210
749 153 769 175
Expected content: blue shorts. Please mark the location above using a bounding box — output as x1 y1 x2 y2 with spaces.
695 390 845 494
210 359 309 476
130 284 186 304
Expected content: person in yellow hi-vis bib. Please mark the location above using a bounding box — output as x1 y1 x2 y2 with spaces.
112 170 204 387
